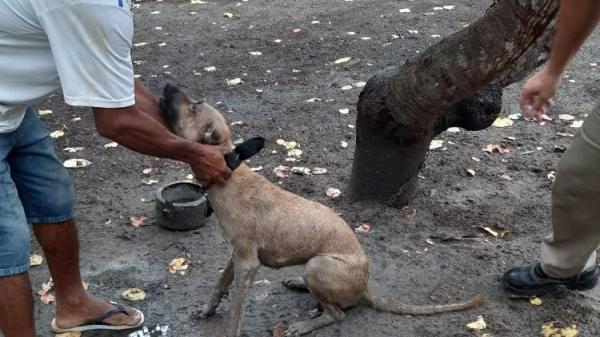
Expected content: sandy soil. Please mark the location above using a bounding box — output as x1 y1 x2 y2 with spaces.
21 0 600 336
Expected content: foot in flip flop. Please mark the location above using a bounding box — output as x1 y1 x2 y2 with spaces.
52 297 144 333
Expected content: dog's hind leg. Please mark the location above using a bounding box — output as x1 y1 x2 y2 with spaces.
200 258 234 319
284 255 367 336
225 249 260 337
284 303 345 337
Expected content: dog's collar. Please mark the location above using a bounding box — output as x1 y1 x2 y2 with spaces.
225 137 265 170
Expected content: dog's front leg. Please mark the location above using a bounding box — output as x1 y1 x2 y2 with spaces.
224 249 260 337
200 258 234 318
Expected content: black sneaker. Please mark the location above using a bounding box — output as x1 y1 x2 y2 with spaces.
503 263 598 298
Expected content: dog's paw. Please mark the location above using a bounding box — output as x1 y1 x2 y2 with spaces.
282 276 307 291
284 322 310 337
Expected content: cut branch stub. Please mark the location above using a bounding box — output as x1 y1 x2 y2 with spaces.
350 0 558 205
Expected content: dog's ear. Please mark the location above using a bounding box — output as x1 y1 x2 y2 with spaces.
224 137 265 170
235 137 265 160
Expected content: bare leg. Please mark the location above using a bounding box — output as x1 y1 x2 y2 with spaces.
0 273 36 337
225 250 260 337
284 304 345 337
200 258 234 318
282 276 308 291
33 220 142 328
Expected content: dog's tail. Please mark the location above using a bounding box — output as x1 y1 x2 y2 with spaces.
361 289 482 315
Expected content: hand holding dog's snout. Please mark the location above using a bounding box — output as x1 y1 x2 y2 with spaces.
191 143 232 188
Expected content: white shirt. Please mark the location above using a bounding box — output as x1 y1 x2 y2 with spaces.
0 0 135 133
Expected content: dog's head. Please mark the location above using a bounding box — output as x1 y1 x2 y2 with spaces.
159 83 231 145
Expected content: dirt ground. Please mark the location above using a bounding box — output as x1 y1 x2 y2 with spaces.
23 0 600 336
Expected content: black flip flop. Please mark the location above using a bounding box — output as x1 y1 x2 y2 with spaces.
51 301 144 333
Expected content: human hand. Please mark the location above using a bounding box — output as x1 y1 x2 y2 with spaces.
190 143 232 188
519 67 561 121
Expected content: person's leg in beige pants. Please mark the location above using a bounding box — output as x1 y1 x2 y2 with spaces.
541 100 600 278
504 101 600 297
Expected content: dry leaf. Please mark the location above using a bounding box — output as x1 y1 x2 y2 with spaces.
142 168 153 175
223 12 234 18
130 216 148 227
355 223 371 233
466 315 487 330
340 85 353 91
570 120 583 128
530 297 543 306
63 159 91 168
38 109 53 116
467 169 476 177
276 139 298 150
273 165 290 178
312 167 328 175
63 147 84 153
429 140 444 150
38 279 55 304
50 130 65 139
326 187 341 198
399 8 411 13
169 257 189 273
104 142 118 148
492 117 514 128
483 144 510 154
559 114 575 121
272 321 287 337
30 254 44 266
287 149 303 158
251 166 263 172
339 108 350 115
204 66 217 72
249 51 262 56
185 174 194 180
480 226 499 237
291 167 311 175
226 78 243 86
354 81 367 88
142 178 159 186
340 141 348 148
541 322 578 337
121 288 146 301
334 57 352 64
306 97 322 102
499 173 512 181
443 5 456 9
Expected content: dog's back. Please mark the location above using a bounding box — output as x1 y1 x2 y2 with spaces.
207 164 367 269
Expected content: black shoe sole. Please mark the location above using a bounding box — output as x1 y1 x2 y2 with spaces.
503 277 598 299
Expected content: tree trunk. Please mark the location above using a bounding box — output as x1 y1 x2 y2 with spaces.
350 0 558 206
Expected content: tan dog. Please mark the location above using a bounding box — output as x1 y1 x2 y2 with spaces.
159 84 482 337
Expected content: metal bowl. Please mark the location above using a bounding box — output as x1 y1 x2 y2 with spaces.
155 181 211 231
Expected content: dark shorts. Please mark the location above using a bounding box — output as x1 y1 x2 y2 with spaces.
0 107 74 276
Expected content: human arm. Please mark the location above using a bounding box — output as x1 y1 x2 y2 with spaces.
520 0 600 120
92 91 231 187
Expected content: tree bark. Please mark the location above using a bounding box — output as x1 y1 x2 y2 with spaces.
350 0 558 205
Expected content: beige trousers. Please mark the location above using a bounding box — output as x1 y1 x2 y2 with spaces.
541 100 600 278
